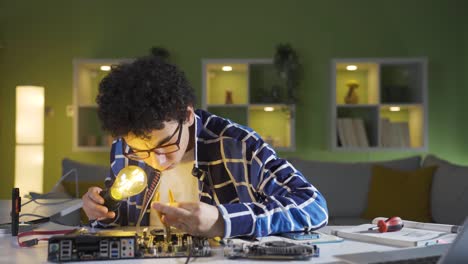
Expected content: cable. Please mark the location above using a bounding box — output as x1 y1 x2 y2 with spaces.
20 169 78 207
184 243 193 264
17 228 76 247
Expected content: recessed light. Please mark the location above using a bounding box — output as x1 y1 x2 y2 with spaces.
346 65 358 71
222 66 232 72
264 106 274 112
100 65 111 71
390 106 401 112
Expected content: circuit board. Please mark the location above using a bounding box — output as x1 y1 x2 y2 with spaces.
47 228 211 262
224 240 319 260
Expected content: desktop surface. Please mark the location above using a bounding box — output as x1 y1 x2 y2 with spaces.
0 222 402 264
0 200 458 263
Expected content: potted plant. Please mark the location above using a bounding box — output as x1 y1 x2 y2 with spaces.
274 43 302 103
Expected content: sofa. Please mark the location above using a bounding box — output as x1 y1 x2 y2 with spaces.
61 155 468 226
288 155 468 226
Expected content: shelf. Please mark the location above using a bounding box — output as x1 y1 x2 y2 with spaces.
203 59 295 151
73 59 130 151
331 58 427 151
249 105 294 149
206 63 248 105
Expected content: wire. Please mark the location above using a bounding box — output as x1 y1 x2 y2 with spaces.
17 228 76 247
21 169 78 207
184 243 193 264
29 198 74 206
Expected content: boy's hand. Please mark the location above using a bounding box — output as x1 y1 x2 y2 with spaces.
82 187 116 221
152 202 225 238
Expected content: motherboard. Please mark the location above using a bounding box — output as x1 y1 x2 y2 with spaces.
47 228 211 262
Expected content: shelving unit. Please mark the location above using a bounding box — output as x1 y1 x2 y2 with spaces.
330 58 428 151
202 59 295 151
73 59 131 151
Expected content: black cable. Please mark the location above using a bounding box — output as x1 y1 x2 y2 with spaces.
21 168 78 207
184 244 193 264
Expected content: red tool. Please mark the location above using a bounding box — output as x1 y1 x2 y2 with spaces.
368 216 404 233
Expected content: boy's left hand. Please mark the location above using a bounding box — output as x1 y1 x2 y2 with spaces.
152 201 225 238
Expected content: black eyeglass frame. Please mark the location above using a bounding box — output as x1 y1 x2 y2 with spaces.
123 120 183 160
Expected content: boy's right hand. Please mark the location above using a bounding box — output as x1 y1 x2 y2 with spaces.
82 187 116 221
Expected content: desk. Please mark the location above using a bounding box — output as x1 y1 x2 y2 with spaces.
0 223 402 264
0 200 423 263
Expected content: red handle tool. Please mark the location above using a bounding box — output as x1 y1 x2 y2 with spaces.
368 216 404 233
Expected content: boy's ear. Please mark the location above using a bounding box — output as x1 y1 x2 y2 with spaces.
186 106 195 126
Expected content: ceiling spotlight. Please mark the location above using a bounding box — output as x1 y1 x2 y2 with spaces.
346 65 358 71
264 106 274 112
390 106 401 112
222 66 232 72
100 65 111 71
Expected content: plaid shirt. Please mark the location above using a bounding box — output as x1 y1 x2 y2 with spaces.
98 109 328 238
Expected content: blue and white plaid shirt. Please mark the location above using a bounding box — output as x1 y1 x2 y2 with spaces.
99 109 328 238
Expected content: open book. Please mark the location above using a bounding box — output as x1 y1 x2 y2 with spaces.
331 217 458 247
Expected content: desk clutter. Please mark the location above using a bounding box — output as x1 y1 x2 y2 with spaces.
331 217 459 248
46 227 324 262
47 228 211 262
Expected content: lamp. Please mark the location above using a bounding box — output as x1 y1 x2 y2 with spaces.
100 165 148 211
15 86 44 194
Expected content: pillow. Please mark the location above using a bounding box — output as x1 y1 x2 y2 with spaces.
362 165 437 222
288 156 422 217
423 155 468 225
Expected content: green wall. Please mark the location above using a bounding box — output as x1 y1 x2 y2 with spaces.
1 0 467 198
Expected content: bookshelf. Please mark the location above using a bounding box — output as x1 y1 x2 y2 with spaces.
202 59 295 151
73 59 131 151
330 58 428 151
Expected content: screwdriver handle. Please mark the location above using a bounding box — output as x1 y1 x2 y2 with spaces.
369 216 404 233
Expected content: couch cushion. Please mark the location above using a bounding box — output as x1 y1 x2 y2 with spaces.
362 165 437 222
423 155 468 225
61 158 109 197
288 156 421 218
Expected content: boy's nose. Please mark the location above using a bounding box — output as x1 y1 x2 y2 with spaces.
148 152 169 171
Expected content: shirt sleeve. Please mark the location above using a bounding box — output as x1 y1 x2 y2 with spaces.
217 141 329 238
91 141 124 228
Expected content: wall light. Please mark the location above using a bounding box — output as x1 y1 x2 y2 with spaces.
390 106 401 112
100 65 111 71
264 106 275 112
346 65 358 71
222 66 232 72
15 86 44 194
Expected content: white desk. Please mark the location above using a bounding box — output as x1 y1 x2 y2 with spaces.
1 199 426 263
0 222 402 264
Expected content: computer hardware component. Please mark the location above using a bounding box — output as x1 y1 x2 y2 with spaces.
47 228 211 262
279 230 321 240
224 240 319 260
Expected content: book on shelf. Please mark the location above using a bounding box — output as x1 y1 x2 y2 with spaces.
331 217 457 247
337 118 369 147
395 122 410 147
352 118 369 147
337 118 348 147
380 119 410 148
343 118 358 147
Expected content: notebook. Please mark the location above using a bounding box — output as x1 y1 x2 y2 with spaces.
335 217 468 264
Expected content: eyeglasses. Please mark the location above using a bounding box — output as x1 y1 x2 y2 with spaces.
123 121 183 160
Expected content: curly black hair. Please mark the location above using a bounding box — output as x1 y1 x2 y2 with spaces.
96 55 196 138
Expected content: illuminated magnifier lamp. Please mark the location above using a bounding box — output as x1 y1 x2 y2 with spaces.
100 165 148 211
